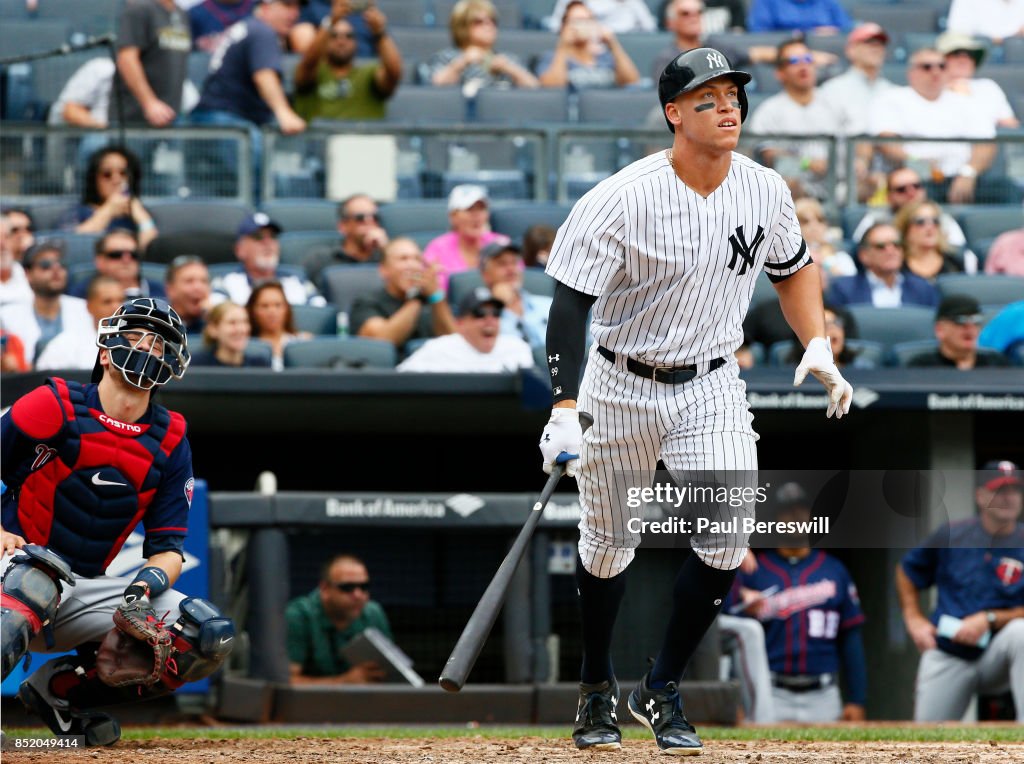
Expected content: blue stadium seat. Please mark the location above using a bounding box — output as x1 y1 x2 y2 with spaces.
392 27 450 83
262 200 339 232
441 170 529 201
148 200 252 237
523 269 555 297
474 88 569 124
376 0 429 26
291 303 339 336
1003 38 1024 64
846 305 936 347
384 86 466 123
850 3 940 35
283 337 396 369
957 206 1024 250
279 231 339 266
2 20 70 57
494 28 554 71
490 202 571 240
378 200 450 234
618 32 673 83
246 338 274 366
33 230 100 267
935 275 1024 307
320 263 383 314
577 88 659 125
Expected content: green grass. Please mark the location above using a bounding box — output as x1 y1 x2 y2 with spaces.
6 725 1024 744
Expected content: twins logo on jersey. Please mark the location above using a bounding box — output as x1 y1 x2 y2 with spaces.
759 579 837 620
184 477 195 509
997 557 1023 586
726 225 766 275
30 444 58 472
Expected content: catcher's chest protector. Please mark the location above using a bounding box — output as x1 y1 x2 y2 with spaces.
15 379 186 577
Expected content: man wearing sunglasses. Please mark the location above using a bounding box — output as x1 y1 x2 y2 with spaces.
397 287 534 373
0 211 34 308
907 294 1009 369
286 554 392 684
303 194 390 286
0 241 93 366
70 230 166 301
293 5 401 122
35 276 127 371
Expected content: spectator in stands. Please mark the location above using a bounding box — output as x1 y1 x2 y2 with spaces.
293 4 402 121
0 211 34 307
522 223 557 268
479 240 551 352
35 276 126 371
827 223 940 309
897 460 1024 722
850 167 972 258
946 0 1024 45
796 197 856 288
980 301 1024 360
747 0 851 35
868 49 997 205
985 227 1024 276
537 1 640 91
164 255 213 335
908 295 1009 369
189 0 258 53
657 0 746 34
424 185 507 291
0 331 29 373
215 213 325 306
894 201 966 282
938 32 1020 130
286 553 391 685
70 229 165 300
819 23 894 138
423 0 539 92
246 280 312 371
730 483 867 722
67 146 159 249
352 237 456 353
49 58 113 131
303 195 389 286
289 0 387 58
191 0 307 192
397 287 534 373
748 39 841 199
112 0 191 127
784 305 874 369
0 241 93 367
547 0 656 33
189 300 271 367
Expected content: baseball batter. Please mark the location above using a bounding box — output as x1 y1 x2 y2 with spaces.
1 298 234 746
538 48 853 754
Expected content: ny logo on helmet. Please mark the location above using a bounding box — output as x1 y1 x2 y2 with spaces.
706 51 726 69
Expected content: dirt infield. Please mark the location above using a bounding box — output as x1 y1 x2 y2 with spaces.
4 736 1024 763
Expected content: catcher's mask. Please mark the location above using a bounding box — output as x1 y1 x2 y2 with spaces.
95 297 190 391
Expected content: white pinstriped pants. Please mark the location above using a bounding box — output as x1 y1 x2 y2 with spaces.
576 346 758 578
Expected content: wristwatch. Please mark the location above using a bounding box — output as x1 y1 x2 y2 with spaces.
957 165 977 179
986 610 997 628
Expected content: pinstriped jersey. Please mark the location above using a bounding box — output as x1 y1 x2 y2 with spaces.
546 151 809 366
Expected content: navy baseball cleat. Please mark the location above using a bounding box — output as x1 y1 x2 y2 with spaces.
17 661 121 747
572 678 622 750
628 672 703 755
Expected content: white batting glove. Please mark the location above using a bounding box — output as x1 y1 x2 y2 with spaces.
793 336 854 419
539 408 582 477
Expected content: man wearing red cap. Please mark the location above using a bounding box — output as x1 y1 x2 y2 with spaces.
896 461 1024 721
819 23 894 138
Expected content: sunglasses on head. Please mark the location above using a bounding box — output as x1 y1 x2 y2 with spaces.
915 61 945 71
786 53 814 65
332 581 370 593
345 212 379 222
104 249 139 260
472 306 501 319
891 181 923 194
911 216 939 226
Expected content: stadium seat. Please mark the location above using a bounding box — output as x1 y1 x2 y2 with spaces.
320 263 383 314
889 340 1007 367
577 89 659 125
490 202 571 240
28 51 102 117
384 86 466 123
378 201 450 235
279 231 339 267
523 269 556 297
957 206 1024 247
376 0 429 26
748 63 783 95
145 232 237 264
246 338 274 366
846 305 936 347
188 51 211 89
148 200 251 237
850 4 940 35
768 338 885 367
292 303 339 335
402 230 447 249
750 273 778 311
495 28 554 71
618 32 673 82
2 20 70 57
935 275 1024 307
33 230 99 267
392 27 449 83
283 337 396 369
474 88 569 124
447 270 485 308
1003 38 1024 64
262 200 339 232
985 66 1024 99
441 170 530 201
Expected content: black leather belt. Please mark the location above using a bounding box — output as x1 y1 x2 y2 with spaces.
597 345 725 384
771 673 836 693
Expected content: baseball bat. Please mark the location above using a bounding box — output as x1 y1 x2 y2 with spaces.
438 412 594 692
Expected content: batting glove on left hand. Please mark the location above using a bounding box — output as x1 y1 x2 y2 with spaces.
539 408 582 477
794 336 853 419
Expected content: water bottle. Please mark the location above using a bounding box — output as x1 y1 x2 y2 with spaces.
336 311 349 338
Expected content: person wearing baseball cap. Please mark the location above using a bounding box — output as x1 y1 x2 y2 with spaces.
423 184 508 292
819 22 895 138
908 294 1010 369
397 286 534 373
938 32 1020 129
897 459 1024 722
211 213 325 307
479 240 552 352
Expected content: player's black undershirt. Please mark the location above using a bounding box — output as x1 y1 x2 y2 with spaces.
547 282 597 403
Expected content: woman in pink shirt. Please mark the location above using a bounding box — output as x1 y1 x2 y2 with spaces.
423 184 507 291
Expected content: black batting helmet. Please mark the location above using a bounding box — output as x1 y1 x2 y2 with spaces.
658 47 751 132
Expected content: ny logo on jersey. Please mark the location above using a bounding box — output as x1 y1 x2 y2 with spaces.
706 51 726 69
726 224 766 275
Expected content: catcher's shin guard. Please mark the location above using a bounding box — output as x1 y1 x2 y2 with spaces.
17 657 121 747
1 545 74 679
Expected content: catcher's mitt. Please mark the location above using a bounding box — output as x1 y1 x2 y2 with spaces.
95 600 175 688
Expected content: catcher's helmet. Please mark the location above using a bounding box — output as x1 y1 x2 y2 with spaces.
658 47 751 132
95 297 190 391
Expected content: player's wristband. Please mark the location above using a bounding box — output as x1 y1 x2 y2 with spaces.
547 282 597 403
425 291 444 305
129 566 170 599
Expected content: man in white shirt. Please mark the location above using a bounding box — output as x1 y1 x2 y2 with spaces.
819 23 894 137
0 241 93 366
867 48 996 204
938 32 1019 129
397 288 534 373
35 276 127 371
946 0 1024 44
0 211 34 307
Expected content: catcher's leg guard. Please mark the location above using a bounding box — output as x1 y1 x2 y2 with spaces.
1 545 74 679
17 657 121 747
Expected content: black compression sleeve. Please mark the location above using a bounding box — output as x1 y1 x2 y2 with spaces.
546 282 597 403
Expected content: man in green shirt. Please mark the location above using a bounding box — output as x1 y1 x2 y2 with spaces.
293 3 402 121
286 553 392 683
